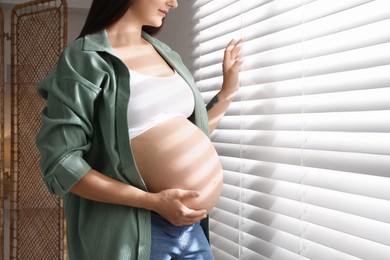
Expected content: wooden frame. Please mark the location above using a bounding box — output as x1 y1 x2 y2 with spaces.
9 1 67 259
0 6 5 260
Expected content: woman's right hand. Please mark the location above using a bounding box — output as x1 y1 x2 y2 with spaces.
151 189 208 226
70 170 207 226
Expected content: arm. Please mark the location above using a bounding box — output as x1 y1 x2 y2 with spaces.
37 64 205 226
207 39 243 133
70 169 207 226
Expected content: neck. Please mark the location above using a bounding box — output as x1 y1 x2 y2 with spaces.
106 10 144 47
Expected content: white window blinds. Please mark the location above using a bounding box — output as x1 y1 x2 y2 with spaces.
189 0 390 259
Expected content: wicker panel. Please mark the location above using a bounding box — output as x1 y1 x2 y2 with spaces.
0 7 5 260
10 1 67 259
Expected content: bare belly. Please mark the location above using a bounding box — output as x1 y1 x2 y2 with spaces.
130 116 223 213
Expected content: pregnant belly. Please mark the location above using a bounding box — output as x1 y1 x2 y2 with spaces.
130 116 223 213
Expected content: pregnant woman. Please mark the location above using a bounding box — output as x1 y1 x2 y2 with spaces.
36 0 242 259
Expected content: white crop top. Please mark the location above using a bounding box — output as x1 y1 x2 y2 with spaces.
127 69 195 139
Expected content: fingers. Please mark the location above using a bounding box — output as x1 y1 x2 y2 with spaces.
174 190 208 217
159 189 208 226
171 208 208 226
176 189 201 199
232 57 244 71
231 39 243 60
224 39 236 61
225 39 243 62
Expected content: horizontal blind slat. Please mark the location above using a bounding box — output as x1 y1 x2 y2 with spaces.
302 204 390 246
241 0 376 43
302 0 389 39
215 143 302 166
192 0 305 44
231 172 390 224
213 130 390 156
219 188 390 249
192 0 381 58
220 183 302 219
191 0 221 11
240 42 390 86
220 144 390 177
240 21 390 73
302 239 364 260
216 110 390 132
222 160 390 201
303 167 390 201
225 175 390 225
219 183 390 247
301 185 390 224
239 232 301 260
211 245 240 260
212 207 303 259
302 148 390 177
304 222 390 260
219 87 390 115
198 64 390 95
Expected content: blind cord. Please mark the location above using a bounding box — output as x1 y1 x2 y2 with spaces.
300 1 308 259
238 0 245 258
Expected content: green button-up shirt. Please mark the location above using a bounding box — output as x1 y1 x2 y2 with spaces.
36 30 210 260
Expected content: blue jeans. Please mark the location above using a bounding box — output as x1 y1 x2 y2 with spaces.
150 212 214 260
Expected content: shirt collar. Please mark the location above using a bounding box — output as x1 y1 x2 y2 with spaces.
81 29 193 88
82 30 169 54
82 30 112 53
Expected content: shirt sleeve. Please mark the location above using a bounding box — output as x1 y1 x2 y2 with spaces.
36 71 102 196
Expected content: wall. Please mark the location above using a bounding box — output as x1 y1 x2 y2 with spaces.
157 0 192 68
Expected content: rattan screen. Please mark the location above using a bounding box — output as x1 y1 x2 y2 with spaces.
0 7 5 260
10 1 67 259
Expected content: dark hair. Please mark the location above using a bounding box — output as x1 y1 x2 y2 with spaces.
78 0 163 38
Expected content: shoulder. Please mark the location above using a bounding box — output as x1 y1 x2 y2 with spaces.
59 36 117 83
59 38 110 72
37 37 114 98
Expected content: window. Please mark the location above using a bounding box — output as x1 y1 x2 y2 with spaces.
190 0 390 259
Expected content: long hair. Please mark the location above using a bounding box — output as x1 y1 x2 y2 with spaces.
78 0 163 38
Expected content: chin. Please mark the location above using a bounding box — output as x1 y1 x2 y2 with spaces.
152 22 163 28
147 18 164 28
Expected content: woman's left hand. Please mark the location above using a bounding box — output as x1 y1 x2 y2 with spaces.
221 39 243 97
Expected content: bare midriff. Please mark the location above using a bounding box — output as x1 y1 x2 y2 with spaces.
130 116 223 213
